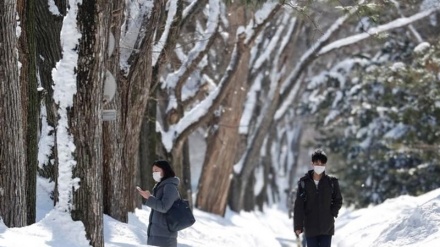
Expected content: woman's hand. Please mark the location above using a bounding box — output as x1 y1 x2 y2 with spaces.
137 187 151 199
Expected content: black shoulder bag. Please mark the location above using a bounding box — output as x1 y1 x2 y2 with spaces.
165 197 196 232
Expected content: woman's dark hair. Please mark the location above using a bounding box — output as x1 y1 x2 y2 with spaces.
152 160 176 180
311 149 327 164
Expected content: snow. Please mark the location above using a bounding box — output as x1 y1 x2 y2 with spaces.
37 105 55 168
414 42 431 53
48 0 61 16
320 7 440 55
120 1 154 74
163 0 220 92
152 0 178 67
1 176 440 246
51 0 82 212
334 189 440 247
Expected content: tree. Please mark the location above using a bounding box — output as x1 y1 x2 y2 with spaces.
35 0 66 206
296 0 440 207
17 0 38 225
102 0 163 221
0 0 27 227
304 40 440 207
67 1 112 246
196 2 253 216
227 0 440 212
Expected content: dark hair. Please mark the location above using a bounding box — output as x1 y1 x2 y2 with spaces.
311 149 327 164
152 160 176 181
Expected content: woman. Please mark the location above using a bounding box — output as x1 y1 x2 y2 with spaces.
137 160 180 247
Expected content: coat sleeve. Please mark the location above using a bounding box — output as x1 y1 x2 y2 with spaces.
145 184 179 213
331 178 343 218
293 180 305 232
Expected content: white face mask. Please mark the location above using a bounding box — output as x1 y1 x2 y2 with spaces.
153 171 163 182
313 166 326 175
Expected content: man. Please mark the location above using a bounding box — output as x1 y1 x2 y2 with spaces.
294 149 343 247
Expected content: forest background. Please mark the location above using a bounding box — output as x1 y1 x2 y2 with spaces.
1 0 439 246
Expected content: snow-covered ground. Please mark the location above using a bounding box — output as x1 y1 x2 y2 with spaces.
0 177 439 247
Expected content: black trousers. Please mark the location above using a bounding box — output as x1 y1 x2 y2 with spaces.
306 235 332 247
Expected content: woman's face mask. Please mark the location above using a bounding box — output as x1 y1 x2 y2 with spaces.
153 171 163 182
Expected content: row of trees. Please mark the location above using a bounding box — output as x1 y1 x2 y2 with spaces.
1 0 439 246
301 38 440 207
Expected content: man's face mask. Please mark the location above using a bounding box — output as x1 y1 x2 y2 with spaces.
313 165 325 175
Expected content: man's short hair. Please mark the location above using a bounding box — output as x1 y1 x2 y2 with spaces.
311 149 327 164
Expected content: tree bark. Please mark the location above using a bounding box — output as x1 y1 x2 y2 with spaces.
194 5 248 216
17 0 38 225
102 0 162 220
102 0 127 221
0 0 27 227
35 0 66 204
139 96 158 205
70 1 110 246
230 82 282 212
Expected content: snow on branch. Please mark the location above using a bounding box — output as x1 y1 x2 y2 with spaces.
280 1 365 94
319 7 440 55
120 1 154 74
390 0 423 43
159 34 246 152
252 14 291 72
163 0 220 101
244 2 282 45
152 0 178 67
182 0 206 24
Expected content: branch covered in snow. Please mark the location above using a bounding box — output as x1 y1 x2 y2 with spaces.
245 2 282 45
159 33 247 152
152 0 183 67
120 1 154 74
318 7 440 55
163 0 220 104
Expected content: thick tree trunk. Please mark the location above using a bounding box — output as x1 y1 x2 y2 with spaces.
0 0 27 227
102 0 162 220
230 84 281 212
196 35 251 218
70 1 110 246
102 0 128 221
123 1 160 213
17 0 38 225
35 0 65 203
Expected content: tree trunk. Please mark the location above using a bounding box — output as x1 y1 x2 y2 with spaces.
0 0 28 227
196 51 251 217
102 0 128 222
230 83 281 212
169 139 192 202
139 96 158 205
122 1 160 213
17 0 38 225
102 0 161 220
35 0 66 203
70 1 110 246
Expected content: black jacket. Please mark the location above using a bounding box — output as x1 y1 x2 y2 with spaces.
293 170 343 237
